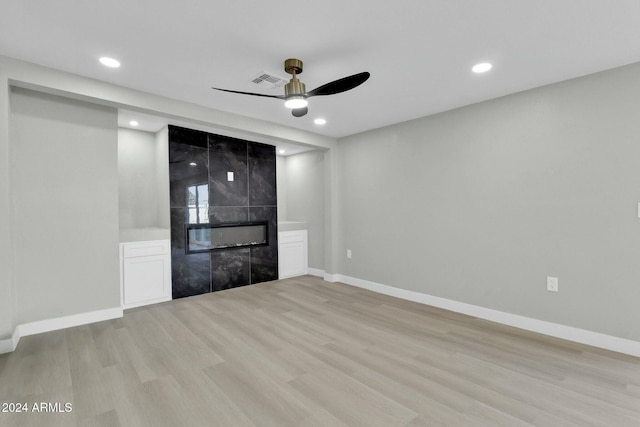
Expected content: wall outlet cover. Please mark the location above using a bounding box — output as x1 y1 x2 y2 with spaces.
547 276 559 292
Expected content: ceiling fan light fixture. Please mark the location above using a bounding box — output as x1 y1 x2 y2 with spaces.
284 96 308 109
211 58 370 118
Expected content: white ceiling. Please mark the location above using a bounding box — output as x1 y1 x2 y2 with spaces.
2 1 640 139
117 109 315 156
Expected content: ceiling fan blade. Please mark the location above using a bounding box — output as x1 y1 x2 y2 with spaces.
211 87 284 99
307 72 370 97
292 107 308 117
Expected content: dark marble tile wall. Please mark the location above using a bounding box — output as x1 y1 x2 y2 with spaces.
209 137 249 206
170 207 212 298
210 249 250 292
169 140 209 210
248 142 277 206
249 206 278 283
169 126 278 299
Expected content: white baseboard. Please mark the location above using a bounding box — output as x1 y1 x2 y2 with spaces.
5 275 637 358
306 267 325 278
324 273 340 283
336 274 640 358
0 330 19 354
122 296 171 310
0 307 123 354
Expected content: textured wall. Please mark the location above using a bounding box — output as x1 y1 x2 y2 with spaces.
169 126 278 298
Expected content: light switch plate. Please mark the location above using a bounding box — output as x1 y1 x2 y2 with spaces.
227 171 234 182
547 276 559 292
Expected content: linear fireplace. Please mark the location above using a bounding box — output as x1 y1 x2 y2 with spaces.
169 126 278 299
186 221 269 254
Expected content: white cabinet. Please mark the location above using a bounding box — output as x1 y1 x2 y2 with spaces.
120 240 171 309
278 230 308 279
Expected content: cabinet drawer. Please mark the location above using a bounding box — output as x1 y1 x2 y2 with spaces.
122 240 169 258
279 230 307 244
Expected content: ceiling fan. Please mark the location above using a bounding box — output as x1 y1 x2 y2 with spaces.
212 58 370 118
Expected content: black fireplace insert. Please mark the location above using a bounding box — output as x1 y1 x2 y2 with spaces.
185 221 269 254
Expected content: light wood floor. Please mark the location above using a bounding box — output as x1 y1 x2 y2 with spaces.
1 276 640 426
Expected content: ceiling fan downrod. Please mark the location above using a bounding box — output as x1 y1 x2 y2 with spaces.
284 58 306 97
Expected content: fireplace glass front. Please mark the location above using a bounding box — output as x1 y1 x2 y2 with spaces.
186 222 268 253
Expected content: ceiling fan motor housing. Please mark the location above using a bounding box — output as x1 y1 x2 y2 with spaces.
285 79 306 97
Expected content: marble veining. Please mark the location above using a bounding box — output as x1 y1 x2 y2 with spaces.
209 206 250 224
169 126 208 148
171 252 211 298
168 125 278 299
250 206 278 283
169 142 209 210
249 142 277 206
210 248 250 291
209 136 249 207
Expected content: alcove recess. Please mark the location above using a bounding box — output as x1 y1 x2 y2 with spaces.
117 126 171 243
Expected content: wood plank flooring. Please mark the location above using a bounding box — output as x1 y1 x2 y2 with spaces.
1 275 639 426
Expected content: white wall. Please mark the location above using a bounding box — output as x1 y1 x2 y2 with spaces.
337 62 640 342
283 151 326 270
276 156 287 221
10 88 120 324
118 128 160 229
0 66 14 342
118 127 170 231
155 127 170 229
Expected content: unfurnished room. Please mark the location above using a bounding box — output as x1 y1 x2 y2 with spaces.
1 1 640 426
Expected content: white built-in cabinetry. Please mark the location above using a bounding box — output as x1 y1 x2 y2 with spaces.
120 240 171 309
278 230 308 279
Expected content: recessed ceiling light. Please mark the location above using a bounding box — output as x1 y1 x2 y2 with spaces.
99 57 121 68
129 120 139 127
278 149 286 154
314 118 327 125
472 62 492 73
189 162 197 167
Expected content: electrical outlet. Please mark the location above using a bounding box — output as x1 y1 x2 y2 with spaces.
346 249 352 259
546 276 559 292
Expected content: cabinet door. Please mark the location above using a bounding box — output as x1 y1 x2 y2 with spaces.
279 241 307 278
122 255 167 305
